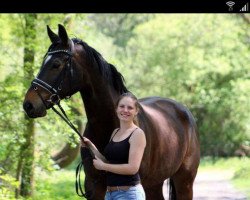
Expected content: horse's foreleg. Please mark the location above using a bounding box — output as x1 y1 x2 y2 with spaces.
84 176 106 200
81 148 106 200
144 182 165 200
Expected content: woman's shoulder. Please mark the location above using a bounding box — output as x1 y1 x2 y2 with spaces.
129 127 146 146
131 127 146 139
112 128 119 133
134 126 144 134
110 128 119 140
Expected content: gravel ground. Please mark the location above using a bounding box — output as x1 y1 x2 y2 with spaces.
162 170 248 200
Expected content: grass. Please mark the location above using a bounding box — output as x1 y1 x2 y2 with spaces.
33 169 84 200
199 156 250 198
231 157 250 198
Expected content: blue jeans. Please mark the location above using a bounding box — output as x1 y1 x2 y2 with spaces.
105 184 145 200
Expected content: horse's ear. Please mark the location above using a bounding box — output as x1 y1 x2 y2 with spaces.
47 25 59 43
58 24 69 45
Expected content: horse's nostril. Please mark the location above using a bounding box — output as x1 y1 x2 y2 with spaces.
23 101 33 112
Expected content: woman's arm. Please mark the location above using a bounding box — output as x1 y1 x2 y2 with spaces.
81 137 108 163
93 129 146 175
81 129 119 163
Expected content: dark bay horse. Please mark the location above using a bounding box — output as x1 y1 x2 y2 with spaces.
23 24 200 200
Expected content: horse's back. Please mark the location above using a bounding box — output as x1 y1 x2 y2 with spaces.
139 96 197 132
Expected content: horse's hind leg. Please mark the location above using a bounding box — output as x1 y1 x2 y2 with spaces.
170 120 200 200
171 156 200 200
144 182 165 200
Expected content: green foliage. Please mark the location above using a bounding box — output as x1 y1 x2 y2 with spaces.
89 14 154 48
0 14 87 196
0 168 82 200
199 156 250 171
33 169 82 200
0 71 26 172
0 14 23 81
0 169 19 200
232 157 250 197
122 14 250 156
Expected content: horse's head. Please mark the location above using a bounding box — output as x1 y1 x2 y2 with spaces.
23 24 84 118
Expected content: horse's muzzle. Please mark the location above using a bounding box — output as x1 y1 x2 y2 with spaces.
23 100 47 118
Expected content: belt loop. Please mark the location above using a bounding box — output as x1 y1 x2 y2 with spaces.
117 186 119 191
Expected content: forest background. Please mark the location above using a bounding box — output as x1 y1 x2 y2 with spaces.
0 14 249 199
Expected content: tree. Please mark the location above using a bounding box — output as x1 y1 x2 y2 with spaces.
15 13 37 198
123 14 250 156
89 14 154 48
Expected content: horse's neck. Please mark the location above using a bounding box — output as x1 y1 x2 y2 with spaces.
80 86 119 150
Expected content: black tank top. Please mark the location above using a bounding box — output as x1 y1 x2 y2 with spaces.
104 128 140 186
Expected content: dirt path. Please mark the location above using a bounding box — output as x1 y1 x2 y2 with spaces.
163 170 248 200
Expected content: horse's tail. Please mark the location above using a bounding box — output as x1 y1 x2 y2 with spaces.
169 178 177 200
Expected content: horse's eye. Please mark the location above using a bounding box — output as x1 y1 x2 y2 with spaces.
52 62 61 69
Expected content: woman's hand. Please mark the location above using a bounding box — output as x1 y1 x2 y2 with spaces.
80 137 91 148
93 156 106 171
81 138 108 164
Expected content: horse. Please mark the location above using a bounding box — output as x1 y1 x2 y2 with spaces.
23 24 200 200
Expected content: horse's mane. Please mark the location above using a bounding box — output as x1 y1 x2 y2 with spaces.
72 38 128 94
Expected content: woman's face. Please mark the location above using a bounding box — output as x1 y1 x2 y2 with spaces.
116 96 138 122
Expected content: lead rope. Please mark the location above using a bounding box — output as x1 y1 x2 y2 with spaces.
75 162 85 197
75 160 99 198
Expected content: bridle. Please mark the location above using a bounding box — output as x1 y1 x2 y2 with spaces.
30 40 96 198
32 44 74 106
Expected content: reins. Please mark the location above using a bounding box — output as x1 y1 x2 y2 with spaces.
52 103 83 140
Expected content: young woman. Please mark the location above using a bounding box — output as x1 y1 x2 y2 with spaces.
81 92 146 200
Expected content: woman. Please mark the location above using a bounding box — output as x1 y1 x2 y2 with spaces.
81 92 146 200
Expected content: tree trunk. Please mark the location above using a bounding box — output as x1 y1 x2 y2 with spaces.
51 139 81 168
16 13 37 198
20 118 35 197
